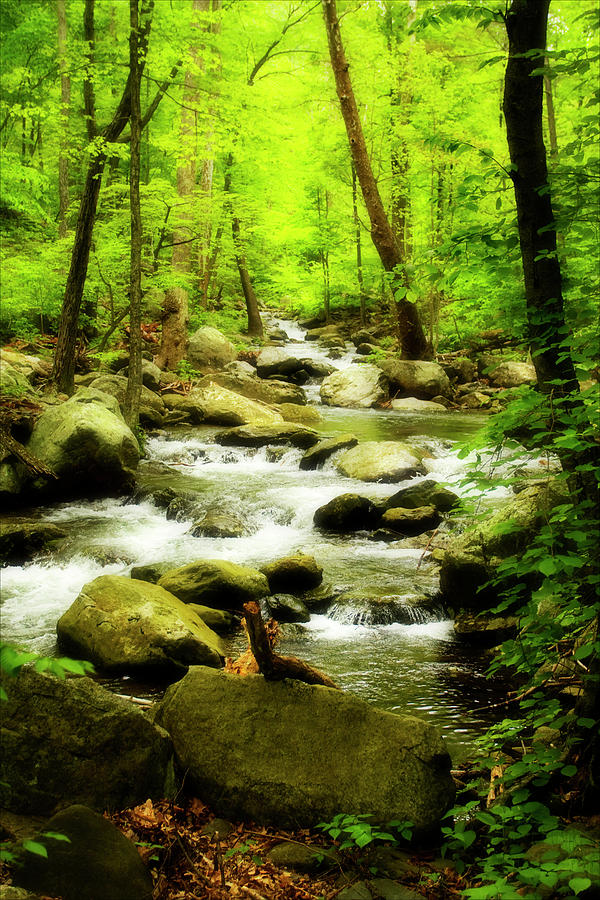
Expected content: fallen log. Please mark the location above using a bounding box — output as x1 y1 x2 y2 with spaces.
0 427 57 480
242 601 339 690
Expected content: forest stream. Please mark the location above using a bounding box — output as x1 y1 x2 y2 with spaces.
1 317 550 762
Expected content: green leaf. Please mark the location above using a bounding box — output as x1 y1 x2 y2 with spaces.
569 877 592 895
22 840 48 858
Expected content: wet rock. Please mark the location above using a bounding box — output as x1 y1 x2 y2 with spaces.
305 324 343 341
329 592 433 626
199 373 307 406
320 334 347 350
460 390 494 410
385 479 459 513
187 326 236 370
166 496 202 521
302 583 344 612
390 397 447 412
378 359 451 399
13 805 153 900
260 553 323 593
440 481 568 609
0 669 173 815
454 611 518 644
161 391 206 425
153 667 455 837
87 374 165 427
264 594 311 623
158 559 269 610
164 384 283 427
57 574 224 673
300 433 359 470
298 312 326 330
314 493 378 532
380 505 441 536
256 347 303 378
351 329 377 347
25 393 140 498
190 510 247 538
214 423 319 450
130 562 172 583
278 402 322 425
441 356 477 384
336 441 424 483
320 365 389 409
0 520 66 565
298 358 335 378
488 360 537 388
187 604 237 633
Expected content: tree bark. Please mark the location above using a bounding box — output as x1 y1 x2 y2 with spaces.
124 0 143 430
351 162 367 326
51 0 175 395
503 0 578 396
322 0 428 359
223 154 263 337
243 603 338 689
56 0 70 238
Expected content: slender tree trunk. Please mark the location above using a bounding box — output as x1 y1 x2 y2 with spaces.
57 0 70 237
322 0 428 359
543 57 558 161
503 0 577 396
124 0 143 430
223 153 263 337
316 187 331 323
51 0 174 395
351 163 367 326
198 0 222 308
83 0 96 141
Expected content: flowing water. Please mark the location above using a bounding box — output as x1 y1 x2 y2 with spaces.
1 317 548 760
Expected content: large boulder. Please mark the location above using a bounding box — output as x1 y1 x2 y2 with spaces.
440 481 567 609
256 347 303 378
313 493 378 532
300 434 359 470
336 441 424 483
199 373 307 406
0 361 37 398
25 394 139 497
385 480 459 513
164 384 283 427
305 324 343 341
278 403 322 425
260 554 323 593
87 374 165 426
213 423 320 450
158 559 269 610
190 509 248 538
57 575 224 673
187 325 236 369
380 506 441 536
488 360 537 388
153 667 455 838
320 365 389 408
378 360 451 400
0 669 173 815
0 349 51 383
13 805 153 900
390 398 447 412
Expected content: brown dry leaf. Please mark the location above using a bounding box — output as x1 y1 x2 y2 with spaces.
131 798 160 827
486 763 506 807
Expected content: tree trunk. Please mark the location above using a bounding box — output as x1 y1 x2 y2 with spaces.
316 187 331 323
223 153 263 337
124 0 143 430
51 0 169 395
322 0 428 359
352 162 367 326
503 0 578 396
56 0 70 238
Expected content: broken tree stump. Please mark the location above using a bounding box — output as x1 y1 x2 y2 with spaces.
242 601 339 690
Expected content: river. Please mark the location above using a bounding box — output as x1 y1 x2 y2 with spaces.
1 317 537 760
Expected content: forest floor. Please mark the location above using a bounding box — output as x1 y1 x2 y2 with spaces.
110 795 464 900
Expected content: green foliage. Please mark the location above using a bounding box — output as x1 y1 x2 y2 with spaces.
0 642 95 701
317 813 412 852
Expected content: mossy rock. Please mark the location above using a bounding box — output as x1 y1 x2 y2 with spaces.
336 441 424 483
260 553 323 593
158 559 269 610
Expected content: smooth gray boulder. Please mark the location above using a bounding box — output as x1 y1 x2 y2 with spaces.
488 360 537 388
378 360 451 400
187 325 236 369
300 434 359 470
320 365 389 408
214 423 319 450
87 374 165 426
158 559 269 609
390 397 447 412
200 372 307 406
153 667 455 838
57 575 224 673
336 441 424 483
0 669 173 815
256 347 303 378
26 394 139 496
13 805 153 900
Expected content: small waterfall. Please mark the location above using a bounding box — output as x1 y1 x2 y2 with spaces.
326 594 445 627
